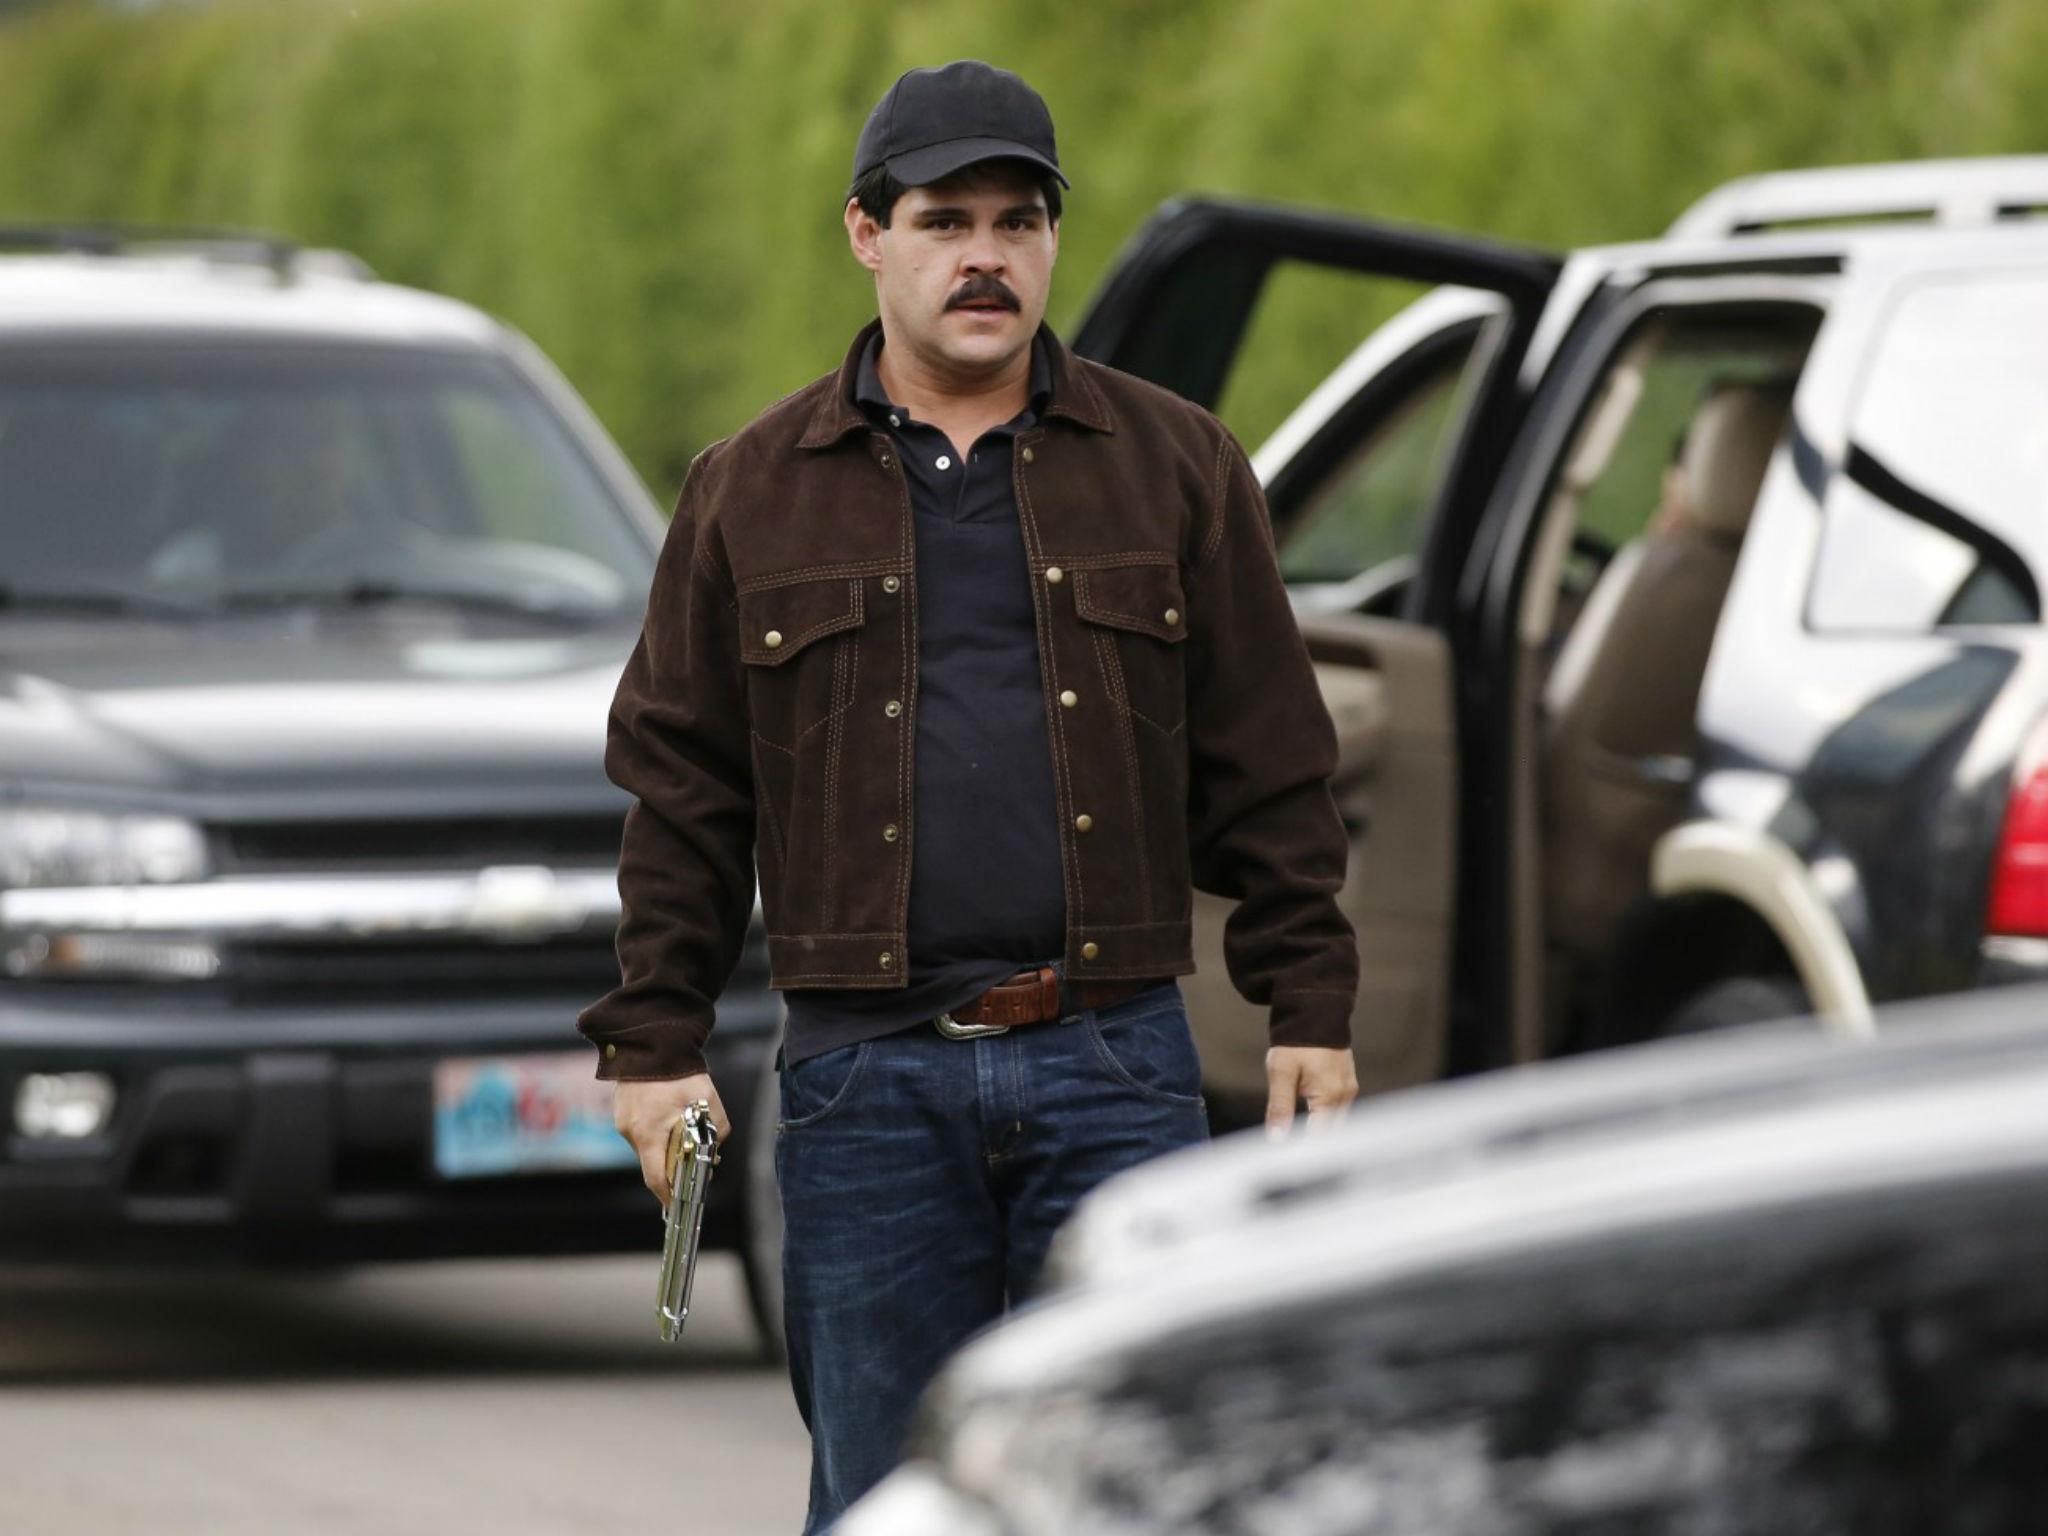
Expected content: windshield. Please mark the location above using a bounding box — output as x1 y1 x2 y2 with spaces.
0 342 656 620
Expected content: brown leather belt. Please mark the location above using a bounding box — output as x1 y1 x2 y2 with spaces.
935 964 1161 1036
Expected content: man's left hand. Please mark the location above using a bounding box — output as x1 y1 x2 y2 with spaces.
1264 1045 1359 1142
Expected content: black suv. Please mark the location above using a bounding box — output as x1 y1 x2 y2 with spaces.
0 228 778 1321
1060 154 2048 1115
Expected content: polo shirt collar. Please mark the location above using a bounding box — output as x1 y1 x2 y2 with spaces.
853 326 1052 425
798 315 1116 448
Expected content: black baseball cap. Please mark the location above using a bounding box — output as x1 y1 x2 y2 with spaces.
851 59 1070 191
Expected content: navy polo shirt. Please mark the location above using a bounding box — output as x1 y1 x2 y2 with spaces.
779 329 1067 1065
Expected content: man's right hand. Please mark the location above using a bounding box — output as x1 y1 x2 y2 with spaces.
614 1074 732 1205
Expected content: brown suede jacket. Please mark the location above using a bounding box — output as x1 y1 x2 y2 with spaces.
578 317 1359 1080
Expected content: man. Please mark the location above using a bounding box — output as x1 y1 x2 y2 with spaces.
578 58 1360 1532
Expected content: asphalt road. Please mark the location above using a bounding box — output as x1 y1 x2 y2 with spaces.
0 1252 812 1536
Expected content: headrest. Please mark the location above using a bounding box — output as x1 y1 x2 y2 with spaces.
1678 380 1795 538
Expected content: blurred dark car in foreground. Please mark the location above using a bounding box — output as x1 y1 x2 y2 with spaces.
0 227 777 1321
843 985 2048 1534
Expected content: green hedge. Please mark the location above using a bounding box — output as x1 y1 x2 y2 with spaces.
2 0 2041 500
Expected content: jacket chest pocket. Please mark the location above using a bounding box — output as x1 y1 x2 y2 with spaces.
737 574 869 751
1073 561 1189 737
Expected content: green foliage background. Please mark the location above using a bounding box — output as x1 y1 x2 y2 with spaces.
1 0 2040 502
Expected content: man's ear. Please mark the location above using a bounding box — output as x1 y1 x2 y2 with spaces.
845 197 884 275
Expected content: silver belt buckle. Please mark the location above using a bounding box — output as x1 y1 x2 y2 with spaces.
934 1010 1011 1039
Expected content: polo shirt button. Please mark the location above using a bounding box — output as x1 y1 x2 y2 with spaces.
1074 813 1092 832
1059 690 1077 708
885 699 902 718
935 455 952 470
764 630 783 648
882 575 901 594
882 823 899 842
1081 941 1099 960
1044 566 1063 584
1022 447 1035 464
888 414 901 427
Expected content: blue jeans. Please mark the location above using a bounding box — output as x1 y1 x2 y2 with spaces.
774 974 1210 1533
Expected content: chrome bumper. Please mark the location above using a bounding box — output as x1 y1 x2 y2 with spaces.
0 865 624 943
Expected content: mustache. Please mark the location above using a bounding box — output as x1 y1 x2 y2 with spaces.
946 276 1021 312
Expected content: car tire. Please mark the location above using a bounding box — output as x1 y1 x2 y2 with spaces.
1655 975 1811 1038
739 1039 788 1366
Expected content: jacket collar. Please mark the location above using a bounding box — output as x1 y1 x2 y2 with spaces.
797 315 1116 449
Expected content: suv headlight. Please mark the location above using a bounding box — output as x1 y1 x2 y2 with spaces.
0 807 209 889
0 808 216 980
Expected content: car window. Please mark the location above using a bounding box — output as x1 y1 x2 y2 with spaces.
1187 265 1497 600
1556 310 1815 553
1212 267 1454 457
1276 354 1469 586
1524 304 1818 661
0 344 654 617
1807 273 2048 632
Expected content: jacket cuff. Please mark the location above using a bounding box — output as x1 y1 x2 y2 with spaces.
586 1022 711 1082
1267 990 1355 1052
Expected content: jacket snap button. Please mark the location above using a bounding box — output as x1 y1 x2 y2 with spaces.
885 699 902 718
882 823 898 842
1044 566 1063 584
879 453 893 469
1074 813 1092 832
1164 608 1179 625
882 575 901 594
1021 446 1034 464
603 1042 617 1060
1059 690 1077 708
879 951 894 969
1080 941 1099 960
763 629 783 648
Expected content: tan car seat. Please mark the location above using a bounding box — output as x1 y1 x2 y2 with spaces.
1540 380 1796 958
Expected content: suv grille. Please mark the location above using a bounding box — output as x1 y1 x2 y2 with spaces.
215 815 623 872
220 935 622 1003
190 813 629 1000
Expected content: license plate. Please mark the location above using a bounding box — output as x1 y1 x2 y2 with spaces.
431 1051 638 1179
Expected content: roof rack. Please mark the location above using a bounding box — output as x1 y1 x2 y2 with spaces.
0 221 374 282
1667 156 2048 240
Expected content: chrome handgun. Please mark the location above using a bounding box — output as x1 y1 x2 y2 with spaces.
656 1099 721 1342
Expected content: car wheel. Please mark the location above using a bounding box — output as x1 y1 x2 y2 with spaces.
1655 975 1811 1038
739 1040 787 1365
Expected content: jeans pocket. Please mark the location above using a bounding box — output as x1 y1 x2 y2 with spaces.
1085 986 1205 1107
779 1040 872 1129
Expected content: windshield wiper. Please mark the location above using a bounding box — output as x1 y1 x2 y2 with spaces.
216 581 615 621
0 583 211 619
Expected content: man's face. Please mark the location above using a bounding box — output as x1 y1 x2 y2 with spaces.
846 162 1059 379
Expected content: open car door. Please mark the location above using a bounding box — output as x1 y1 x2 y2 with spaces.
1070 197 1559 1117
